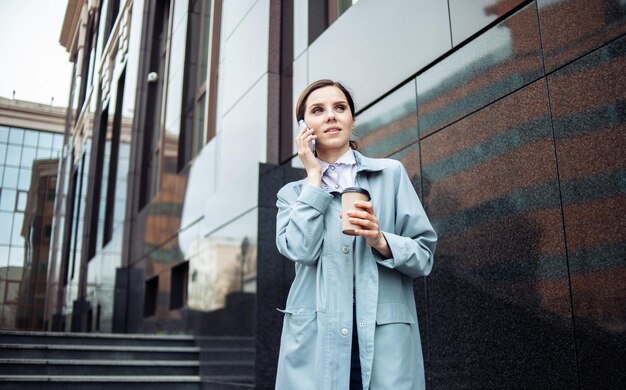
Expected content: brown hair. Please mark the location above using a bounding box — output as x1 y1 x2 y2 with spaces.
295 79 359 150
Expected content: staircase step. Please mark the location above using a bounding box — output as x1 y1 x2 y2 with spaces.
201 376 255 389
200 361 254 376
200 347 255 362
0 359 199 376
0 344 200 360
0 332 256 388
0 330 195 347
0 375 201 390
195 336 254 349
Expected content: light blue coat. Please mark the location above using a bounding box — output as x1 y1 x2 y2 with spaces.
275 151 437 389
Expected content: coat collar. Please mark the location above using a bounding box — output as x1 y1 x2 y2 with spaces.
354 150 386 173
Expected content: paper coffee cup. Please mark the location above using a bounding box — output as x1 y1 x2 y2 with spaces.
341 187 371 236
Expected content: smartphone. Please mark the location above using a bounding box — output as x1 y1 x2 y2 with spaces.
299 119 316 154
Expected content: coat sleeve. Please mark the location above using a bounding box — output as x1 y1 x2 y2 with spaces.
374 163 437 278
276 183 333 266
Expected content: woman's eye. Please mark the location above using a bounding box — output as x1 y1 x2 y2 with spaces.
312 107 322 114
336 105 345 112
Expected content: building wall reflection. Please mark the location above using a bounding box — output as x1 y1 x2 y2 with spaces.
0 98 65 330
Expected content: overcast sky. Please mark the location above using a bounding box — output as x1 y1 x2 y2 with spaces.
0 0 72 107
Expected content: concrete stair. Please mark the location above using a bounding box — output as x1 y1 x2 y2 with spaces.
0 331 255 389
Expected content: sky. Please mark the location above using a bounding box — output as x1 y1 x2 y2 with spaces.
0 0 72 107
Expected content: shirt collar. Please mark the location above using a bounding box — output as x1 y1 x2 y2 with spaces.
318 148 356 174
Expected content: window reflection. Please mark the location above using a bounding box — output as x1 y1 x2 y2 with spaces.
23 131 38 147
11 213 24 246
0 127 62 331
7 247 24 267
0 126 9 142
356 81 418 158
3 167 18 188
38 132 53 149
17 169 31 191
0 189 16 211
6 146 21 166
8 128 24 145
36 148 52 159
52 134 64 150
187 211 257 312
16 192 27 212
0 246 9 267
0 213 11 245
0 144 7 164
20 148 37 169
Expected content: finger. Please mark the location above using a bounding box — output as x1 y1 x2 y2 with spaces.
354 201 373 212
346 210 375 221
349 217 378 230
354 228 381 239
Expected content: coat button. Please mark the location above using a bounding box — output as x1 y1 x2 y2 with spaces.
341 328 349 336
341 246 349 254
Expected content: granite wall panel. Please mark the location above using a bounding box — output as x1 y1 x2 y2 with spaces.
421 79 578 388
537 0 626 73
448 0 527 45
547 34 626 389
418 2 544 137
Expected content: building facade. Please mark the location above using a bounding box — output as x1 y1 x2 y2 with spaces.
0 97 66 330
48 0 624 388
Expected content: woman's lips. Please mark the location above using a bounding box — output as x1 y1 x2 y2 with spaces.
324 127 341 134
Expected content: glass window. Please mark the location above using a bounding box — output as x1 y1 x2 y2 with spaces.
7 246 24 267
0 189 16 211
4 280 20 302
0 143 6 165
2 167 18 188
334 0 359 21
18 169 31 191
8 128 24 145
0 212 12 245
6 145 21 166
0 245 9 268
53 134 64 150
16 191 27 212
20 147 37 169
23 130 38 147
38 132 54 149
36 148 52 159
0 126 9 143
11 213 24 246
179 0 220 169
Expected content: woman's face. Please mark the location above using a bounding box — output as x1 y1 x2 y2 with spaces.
303 86 354 154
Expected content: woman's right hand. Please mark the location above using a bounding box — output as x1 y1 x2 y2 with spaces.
296 123 322 186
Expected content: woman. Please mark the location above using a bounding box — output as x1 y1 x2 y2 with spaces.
275 79 437 389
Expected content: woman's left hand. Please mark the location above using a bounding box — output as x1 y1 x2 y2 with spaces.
345 201 392 257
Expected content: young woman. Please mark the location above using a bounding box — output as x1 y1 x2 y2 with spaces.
275 79 437 389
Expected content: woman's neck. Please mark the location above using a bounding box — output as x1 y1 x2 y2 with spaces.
317 145 351 164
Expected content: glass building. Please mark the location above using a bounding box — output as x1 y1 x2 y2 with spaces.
35 0 626 388
0 98 65 330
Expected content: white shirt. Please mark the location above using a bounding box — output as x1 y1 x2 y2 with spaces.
318 148 357 193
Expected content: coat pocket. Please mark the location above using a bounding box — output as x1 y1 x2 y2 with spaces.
276 308 318 389
371 303 419 389
375 302 416 325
